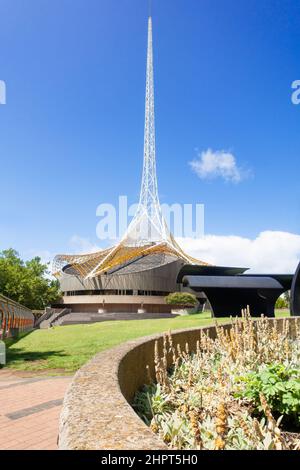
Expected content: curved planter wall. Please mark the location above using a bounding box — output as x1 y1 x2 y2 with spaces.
59 318 297 450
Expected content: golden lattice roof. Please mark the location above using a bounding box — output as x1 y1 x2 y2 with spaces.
53 237 209 280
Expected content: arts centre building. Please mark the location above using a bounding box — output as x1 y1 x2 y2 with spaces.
52 17 210 315
52 17 293 320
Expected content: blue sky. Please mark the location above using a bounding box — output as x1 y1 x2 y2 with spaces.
1 0 300 270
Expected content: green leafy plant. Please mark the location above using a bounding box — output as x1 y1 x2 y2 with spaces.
132 383 174 424
235 363 300 427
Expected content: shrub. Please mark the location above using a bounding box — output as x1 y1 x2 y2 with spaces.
165 292 197 308
275 296 289 309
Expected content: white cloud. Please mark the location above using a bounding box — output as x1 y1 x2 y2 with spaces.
28 231 300 279
189 148 250 183
69 235 100 254
24 249 54 266
177 231 300 274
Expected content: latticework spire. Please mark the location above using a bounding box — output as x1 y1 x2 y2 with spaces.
141 17 159 213
122 16 169 246
52 17 209 279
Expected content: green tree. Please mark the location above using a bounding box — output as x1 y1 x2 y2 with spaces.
0 249 61 309
165 292 198 308
284 290 290 307
275 295 289 309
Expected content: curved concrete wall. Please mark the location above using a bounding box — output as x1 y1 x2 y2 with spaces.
59 258 185 294
59 318 298 450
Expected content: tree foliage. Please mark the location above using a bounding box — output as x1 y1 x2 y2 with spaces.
165 292 198 307
275 294 289 309
0 249 61 309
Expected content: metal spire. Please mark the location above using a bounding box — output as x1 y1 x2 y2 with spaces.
52 13 209 280
138 17 165 229
140 16 158 213
122 16 170 246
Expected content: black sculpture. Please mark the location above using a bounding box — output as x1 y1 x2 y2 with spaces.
290 261 300 316
177 263 300 318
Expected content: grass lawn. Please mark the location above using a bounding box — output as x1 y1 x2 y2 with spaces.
2 309 290 374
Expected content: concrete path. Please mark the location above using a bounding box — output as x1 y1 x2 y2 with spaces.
0 370 72 450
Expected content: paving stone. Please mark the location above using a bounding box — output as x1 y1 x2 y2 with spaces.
0 371 71 450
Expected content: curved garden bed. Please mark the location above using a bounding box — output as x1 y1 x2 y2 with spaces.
59 316 299 450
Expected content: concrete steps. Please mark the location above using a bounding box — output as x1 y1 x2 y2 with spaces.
58 311 178 325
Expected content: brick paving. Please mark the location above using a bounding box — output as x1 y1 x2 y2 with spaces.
0 370 72 450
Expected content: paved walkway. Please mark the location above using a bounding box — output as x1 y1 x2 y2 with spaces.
0 370 72 450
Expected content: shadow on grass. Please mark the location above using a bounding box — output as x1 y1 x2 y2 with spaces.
4 330 34 348
5 348 68 366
